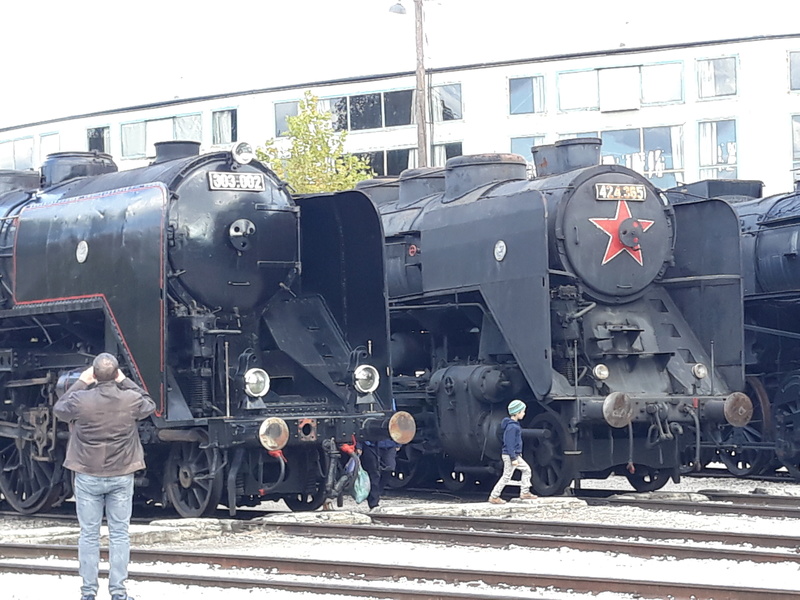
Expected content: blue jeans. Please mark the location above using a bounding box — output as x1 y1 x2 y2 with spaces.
74 472 134 598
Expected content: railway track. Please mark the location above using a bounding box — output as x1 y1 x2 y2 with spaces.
593 492 800 519
3 482 800 598
0 541 797 600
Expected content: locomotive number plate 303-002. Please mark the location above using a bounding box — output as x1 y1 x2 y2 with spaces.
208 171 266 191
595 183 646 201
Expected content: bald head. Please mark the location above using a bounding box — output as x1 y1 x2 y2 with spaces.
93 353 119 382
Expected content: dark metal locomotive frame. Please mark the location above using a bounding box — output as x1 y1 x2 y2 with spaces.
0 143 412 517
361 139 752 496
667 179 800 480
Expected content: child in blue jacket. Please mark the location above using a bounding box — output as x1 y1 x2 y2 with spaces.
488 399 537 504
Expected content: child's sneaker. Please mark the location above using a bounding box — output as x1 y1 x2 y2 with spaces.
488 496 506 504
519 492 537 500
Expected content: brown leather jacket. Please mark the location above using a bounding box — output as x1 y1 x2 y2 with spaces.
54 377 156 477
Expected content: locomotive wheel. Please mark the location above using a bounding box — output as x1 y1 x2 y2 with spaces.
0 438 66 515
716 377 772 477
387 445 430 490
625 465 670 492
164 442 224 518
436 454 469 491
525 412 577 497
678 432 715 475
774 396 800 481
283 486 327 512
717 428 772 477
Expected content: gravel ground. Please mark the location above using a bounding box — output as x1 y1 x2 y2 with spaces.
2 469 800 600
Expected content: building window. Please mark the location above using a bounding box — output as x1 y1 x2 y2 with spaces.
599 67 640 112
121 114 202 159
791 52 800 91
641 62 683 104
431 84 462 121
349 93 382 130
600 126 684 187
698 57 737 99
509 77 544 114
87 127 109 153
174 114 202 142
558 70 599 111
276 91 413 135
39 133 60 162
387 148 413 174
364 143 461 175
511 136 545 163
792 115 800 181
212 109 237 145
275 101 299 137
361 147 415 176
0 137 34 170
699 120 737 179
432 142 462 167
121 123 145 158
384 89 414 127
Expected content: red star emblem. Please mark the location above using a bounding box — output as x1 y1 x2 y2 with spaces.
589 201 654 266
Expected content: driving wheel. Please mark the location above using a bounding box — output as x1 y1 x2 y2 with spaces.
716 376 772 476
283 486 327 511
0 437 67 515
525 412 577 496
435 454 469 491
387 444 429 489
774 397 800 481
625 465 670 492
164 441 224 517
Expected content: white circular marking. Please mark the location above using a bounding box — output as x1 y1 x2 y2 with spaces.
76 240 89 264
494 240 507 262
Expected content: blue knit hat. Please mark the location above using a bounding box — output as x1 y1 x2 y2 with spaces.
508 399 526 416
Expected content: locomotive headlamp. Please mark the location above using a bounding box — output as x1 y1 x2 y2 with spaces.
353 364 380 394
692 363 708 379
231 141 255 165
593 364 610 380
258 417 289 451
244 368 271 397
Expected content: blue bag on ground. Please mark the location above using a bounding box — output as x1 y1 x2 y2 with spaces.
346 455 371 503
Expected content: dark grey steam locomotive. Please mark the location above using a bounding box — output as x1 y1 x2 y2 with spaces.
667 179 800 480
358 138 753 495
0 141 413 517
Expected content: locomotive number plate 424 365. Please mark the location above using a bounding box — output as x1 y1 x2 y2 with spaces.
595 183 646 201
208 171 266 191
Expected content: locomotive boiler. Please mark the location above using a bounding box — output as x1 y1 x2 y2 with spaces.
667 179 800 480
358 138 752 495
0 141 413 517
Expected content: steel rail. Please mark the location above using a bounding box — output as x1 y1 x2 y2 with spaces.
598 496 800 518
364 513 800 549
254 519 800 563
0 543 797 600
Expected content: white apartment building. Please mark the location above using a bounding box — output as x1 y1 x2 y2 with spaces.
2 32 799 195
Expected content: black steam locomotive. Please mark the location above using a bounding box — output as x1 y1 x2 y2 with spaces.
0 141 413 517
667 179 800 480
357 138 753 495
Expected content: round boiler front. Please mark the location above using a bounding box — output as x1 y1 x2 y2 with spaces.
556 168 674 301
167 162 298 312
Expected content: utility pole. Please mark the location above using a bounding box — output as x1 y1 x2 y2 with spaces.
413 0 428 167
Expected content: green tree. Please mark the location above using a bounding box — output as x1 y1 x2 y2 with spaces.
257 91 374 193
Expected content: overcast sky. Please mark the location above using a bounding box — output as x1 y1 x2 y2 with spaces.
1 0 797 129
